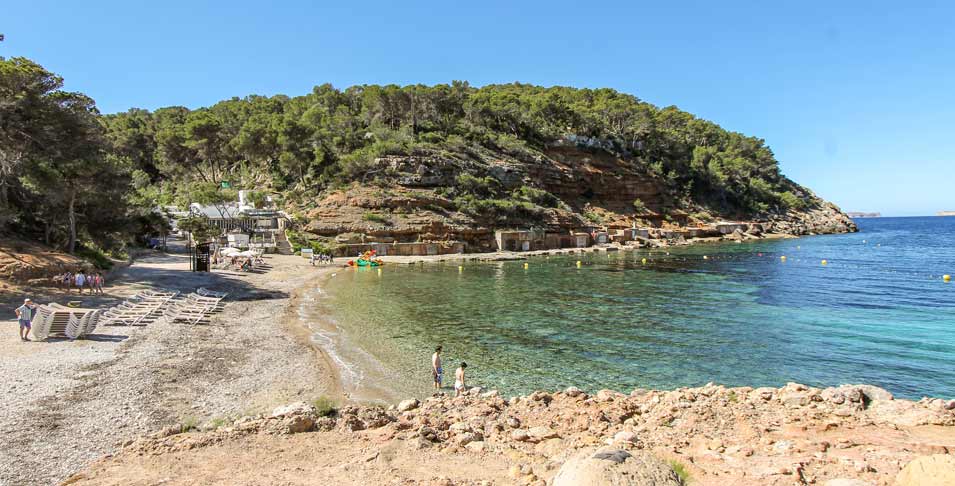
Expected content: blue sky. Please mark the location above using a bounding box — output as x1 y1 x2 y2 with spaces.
4 1 953 215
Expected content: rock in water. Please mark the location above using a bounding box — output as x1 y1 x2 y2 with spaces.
896 454 955 486
553 447 683 486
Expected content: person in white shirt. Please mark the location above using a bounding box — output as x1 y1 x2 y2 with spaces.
14 298 37 341
74 271 86 294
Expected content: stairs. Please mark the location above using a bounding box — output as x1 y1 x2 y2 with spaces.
274 230 294 255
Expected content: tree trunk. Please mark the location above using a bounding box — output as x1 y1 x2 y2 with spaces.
67 191 77 254
44 219 53 245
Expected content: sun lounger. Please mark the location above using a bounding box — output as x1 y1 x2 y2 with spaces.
163 288 228 325
31 306 54 341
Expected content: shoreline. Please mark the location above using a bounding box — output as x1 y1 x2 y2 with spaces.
0 243 339 485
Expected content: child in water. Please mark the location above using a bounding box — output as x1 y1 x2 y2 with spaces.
454 362 467 397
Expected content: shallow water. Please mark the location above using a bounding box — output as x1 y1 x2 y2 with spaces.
307 217 955 400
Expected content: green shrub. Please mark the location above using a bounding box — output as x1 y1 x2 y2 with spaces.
286 230 334 255
668 459 691 484
455 173 500 197
180 416 199 432
312 397 338 417
75 245 114 269
361 212 389 224
778 191 807 210
583 210 605 225
514 186 559 208
632 198 649 214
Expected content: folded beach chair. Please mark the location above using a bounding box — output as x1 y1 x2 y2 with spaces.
196 288 228 299
82 309 102 335
31 305 54 341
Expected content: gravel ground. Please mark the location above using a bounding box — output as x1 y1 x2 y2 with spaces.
0 241 335 486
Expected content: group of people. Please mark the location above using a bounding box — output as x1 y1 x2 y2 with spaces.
308 253 334 265
54 271 105 294
431 345 469 397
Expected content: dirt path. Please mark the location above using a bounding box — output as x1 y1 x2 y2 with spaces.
0 241 338 486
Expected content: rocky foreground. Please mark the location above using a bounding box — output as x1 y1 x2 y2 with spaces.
67 383 955 485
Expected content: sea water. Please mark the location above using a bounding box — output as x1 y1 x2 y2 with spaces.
306 217 955 401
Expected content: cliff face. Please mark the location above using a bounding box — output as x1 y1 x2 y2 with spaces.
295 144 856 251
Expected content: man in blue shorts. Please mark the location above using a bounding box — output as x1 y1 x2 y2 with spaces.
15 298 36 341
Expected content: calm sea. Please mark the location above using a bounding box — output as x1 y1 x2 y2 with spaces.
307 217 954 401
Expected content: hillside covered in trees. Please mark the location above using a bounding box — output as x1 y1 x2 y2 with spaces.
1 56 854 260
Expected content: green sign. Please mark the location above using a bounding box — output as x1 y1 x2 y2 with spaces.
220 181 232 188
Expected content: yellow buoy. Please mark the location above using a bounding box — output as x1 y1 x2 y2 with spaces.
576 261 582 268
944 274 951 283
641 258 647 264
780 256 787 262
523 262 529 269
821 260 828 266
703 255 708 260
458 265 463 273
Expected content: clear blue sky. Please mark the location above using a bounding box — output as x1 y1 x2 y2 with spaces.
4 1 953 215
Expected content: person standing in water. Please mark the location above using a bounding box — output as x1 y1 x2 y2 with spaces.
431 346 443 390
454 362 467 397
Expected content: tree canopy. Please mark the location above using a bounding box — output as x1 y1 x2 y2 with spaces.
1 56 816 256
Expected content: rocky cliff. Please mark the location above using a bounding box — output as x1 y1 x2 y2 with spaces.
292 143 856 252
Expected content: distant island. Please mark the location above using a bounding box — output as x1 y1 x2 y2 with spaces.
848 212 882 218
938 211 955 217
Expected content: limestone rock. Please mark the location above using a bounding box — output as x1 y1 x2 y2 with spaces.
397 398 420 412
269 402 315 419
565 386 583 397
896 454 955 486
553 447 682 486
527 426 559 442
612 430 638 445
866 400 955 427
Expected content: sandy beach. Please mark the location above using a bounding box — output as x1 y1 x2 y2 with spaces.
0 241 339 486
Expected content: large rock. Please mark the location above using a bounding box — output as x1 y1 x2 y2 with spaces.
866 400 955 427
397 398 420 412
527 426 559 442
553 447 683 486
896 454 955 486
270 402 316 419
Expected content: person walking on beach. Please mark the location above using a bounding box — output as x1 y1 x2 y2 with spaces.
431 346 443 390
15 298 37 341
454 362 467 397
94 272 105 294
74 271 86 294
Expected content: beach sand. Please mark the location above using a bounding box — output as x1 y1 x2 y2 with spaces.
0 240 340 486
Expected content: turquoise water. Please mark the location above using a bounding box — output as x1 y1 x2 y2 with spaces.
314 217 955 400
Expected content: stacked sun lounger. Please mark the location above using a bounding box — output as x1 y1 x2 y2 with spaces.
31 304 103 340
163 288 228 325
101 289 180 327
